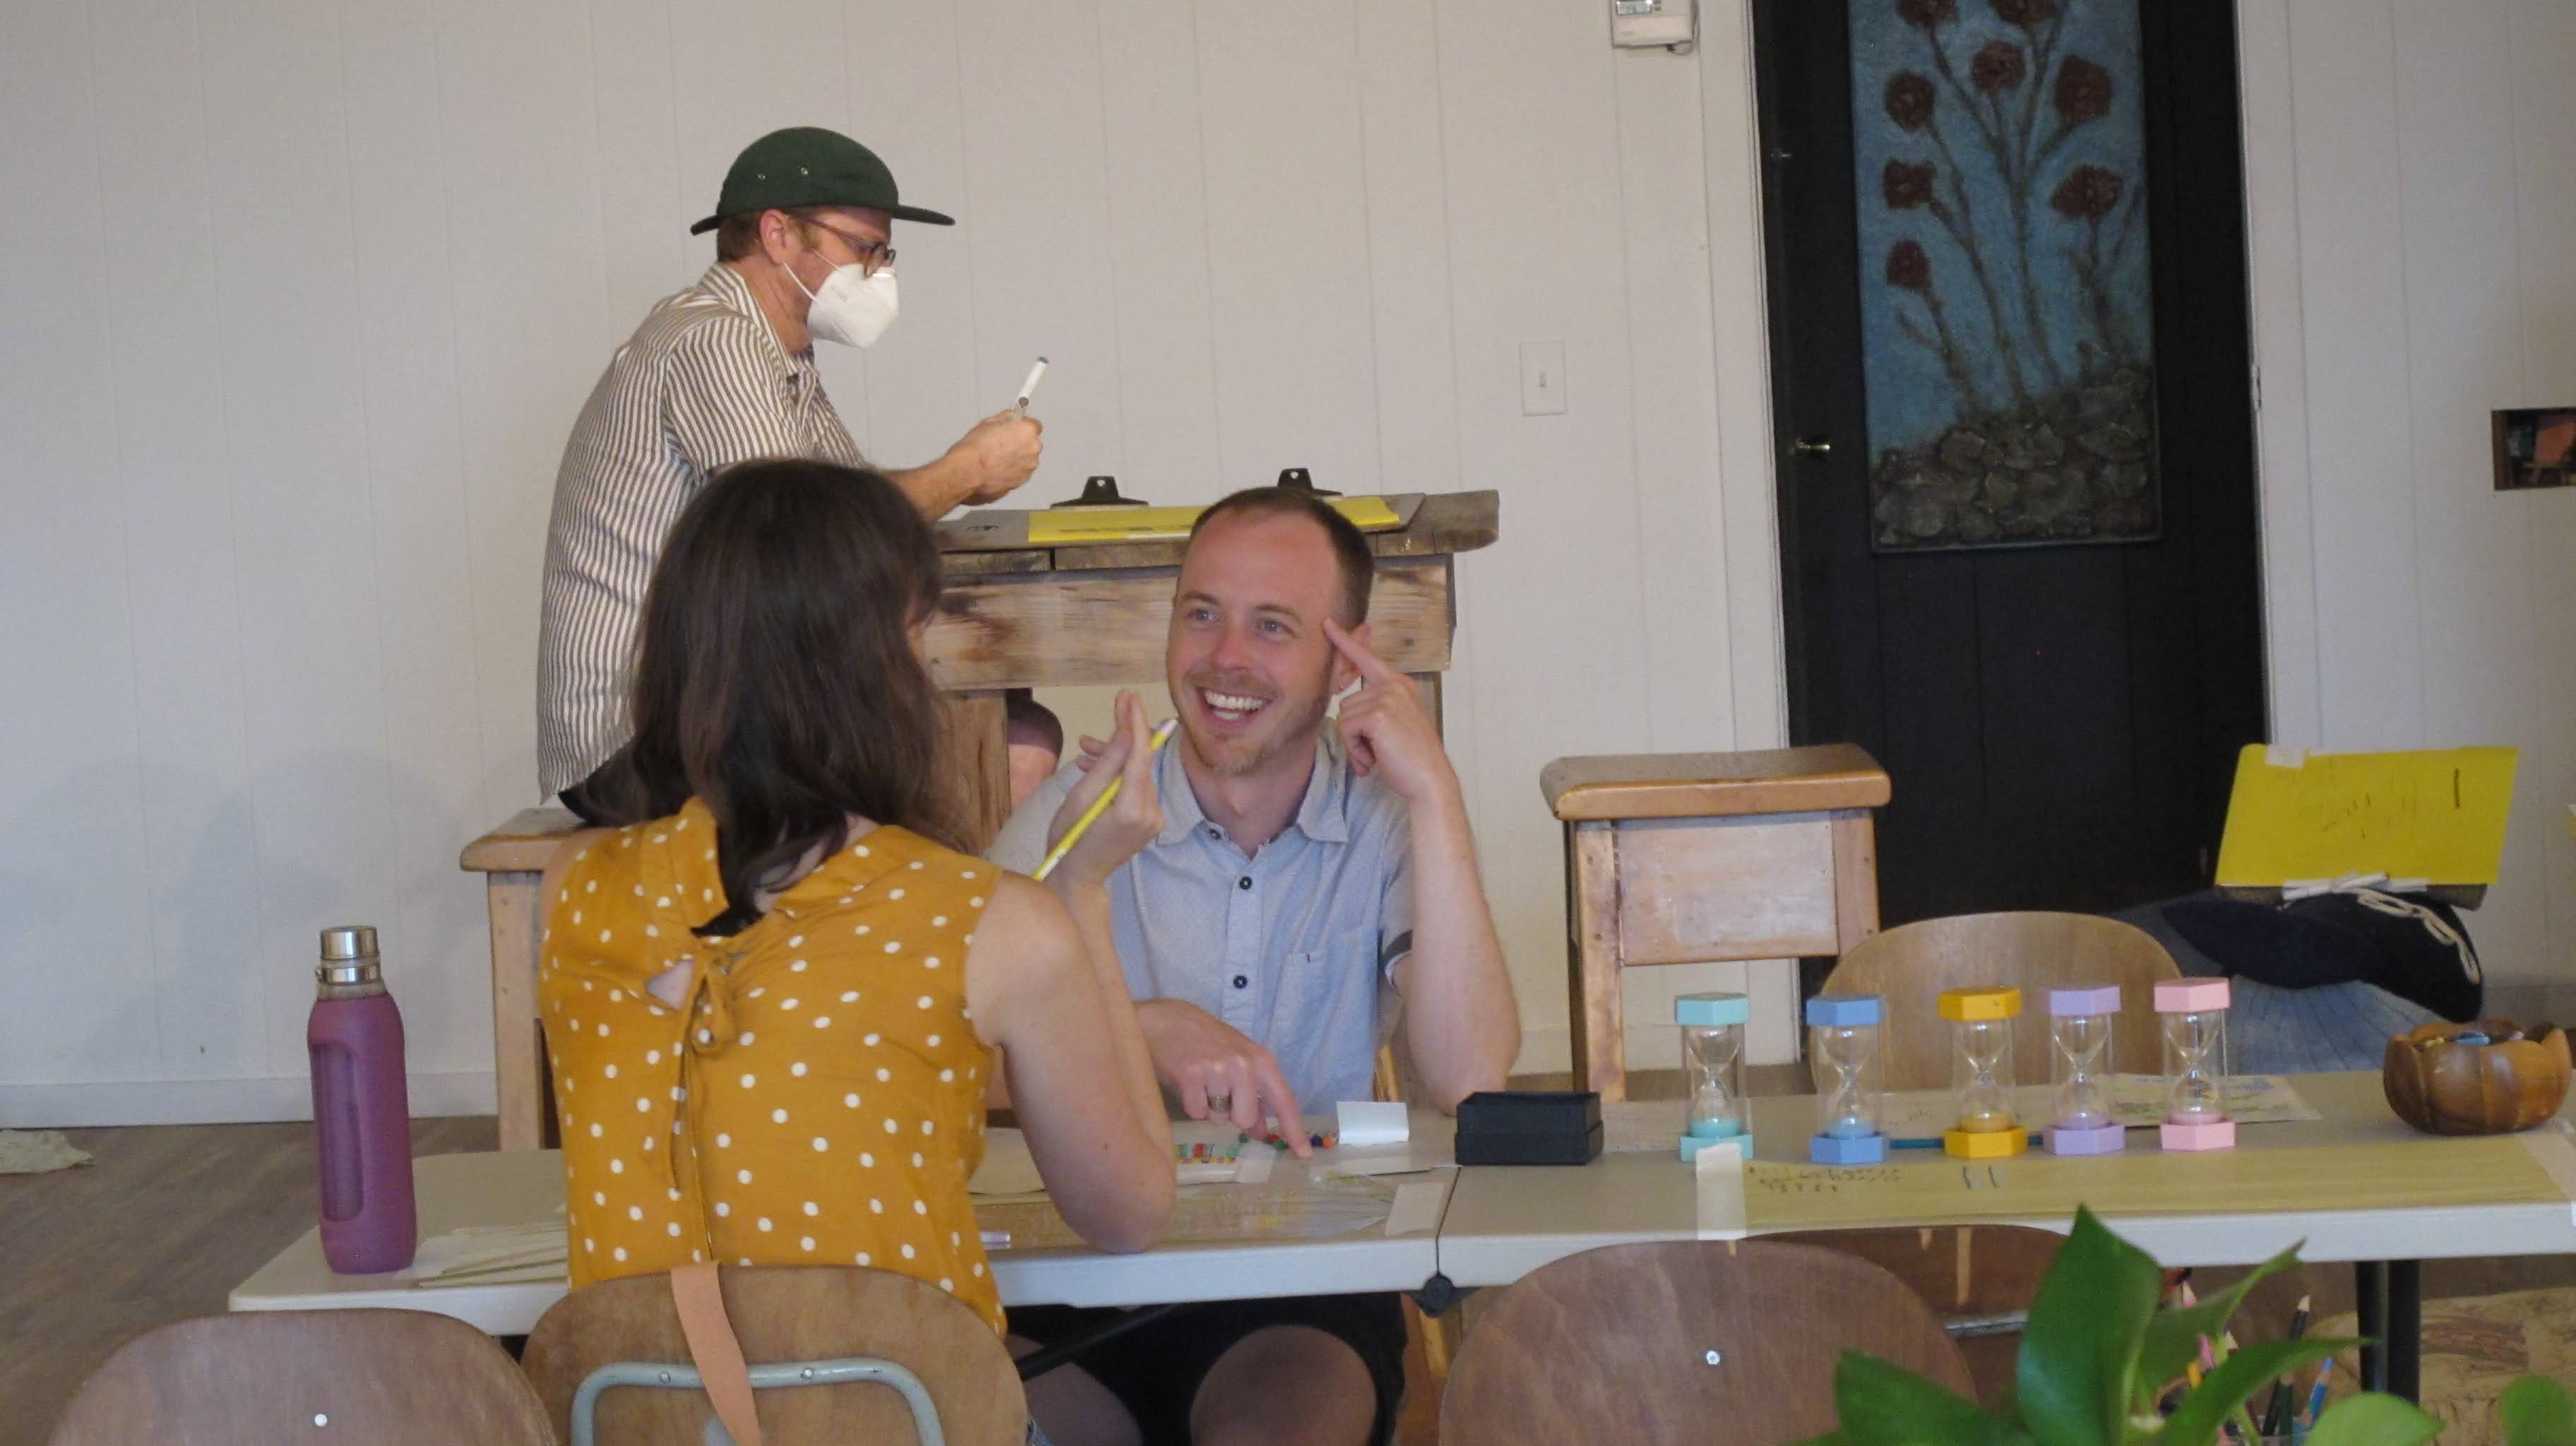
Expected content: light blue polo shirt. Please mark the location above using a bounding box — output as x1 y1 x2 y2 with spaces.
986 735 1414 1109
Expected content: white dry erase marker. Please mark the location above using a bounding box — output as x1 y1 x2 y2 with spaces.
1015 357 1049 414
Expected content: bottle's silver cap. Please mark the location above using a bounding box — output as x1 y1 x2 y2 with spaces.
319 926 378 963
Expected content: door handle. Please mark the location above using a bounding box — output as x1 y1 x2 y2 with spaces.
1792 436 1832 458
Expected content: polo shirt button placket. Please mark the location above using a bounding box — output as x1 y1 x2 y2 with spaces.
1221 867 1259 1027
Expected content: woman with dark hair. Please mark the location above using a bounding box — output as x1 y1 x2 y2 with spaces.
535 459 1173 1334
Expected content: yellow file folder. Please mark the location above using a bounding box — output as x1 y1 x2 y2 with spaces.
2212 744 2517 887
1027 495 1403 546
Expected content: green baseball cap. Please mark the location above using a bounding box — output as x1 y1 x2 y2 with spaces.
688 126 955 234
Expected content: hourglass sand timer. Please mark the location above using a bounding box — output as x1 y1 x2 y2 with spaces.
1940 986 2026 1159
1676 991 1750 1160
2157 977 2236 1151
1807 993 1888 1164
2044 985 2125 1156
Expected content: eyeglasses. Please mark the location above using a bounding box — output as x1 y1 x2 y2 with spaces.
806 222 895 277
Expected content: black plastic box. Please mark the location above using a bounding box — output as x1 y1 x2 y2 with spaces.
1455 1089 1604 1166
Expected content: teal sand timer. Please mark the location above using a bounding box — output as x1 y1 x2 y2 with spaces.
1806 993 1887 1164
1677 991 1749 1160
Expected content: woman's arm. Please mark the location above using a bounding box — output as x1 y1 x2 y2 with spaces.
967 876 1173 1253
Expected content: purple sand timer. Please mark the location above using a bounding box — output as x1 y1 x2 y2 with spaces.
2044 984 2125 1156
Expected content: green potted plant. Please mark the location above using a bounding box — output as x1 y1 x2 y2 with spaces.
1803 1206 2575 1446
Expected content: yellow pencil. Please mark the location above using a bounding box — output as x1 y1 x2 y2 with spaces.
1032 719 1178 881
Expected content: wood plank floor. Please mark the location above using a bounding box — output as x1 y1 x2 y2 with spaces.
3 1117 494 1446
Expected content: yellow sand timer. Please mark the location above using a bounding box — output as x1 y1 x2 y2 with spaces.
1940 985 2026 1159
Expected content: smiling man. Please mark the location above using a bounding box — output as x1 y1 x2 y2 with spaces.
989 486 1517 1446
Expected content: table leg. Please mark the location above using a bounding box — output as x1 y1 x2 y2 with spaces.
1829 809 1880 952
2354 1260 2386 1393
485 871 547 1152
1567 821 1625 1101
948 691 1013 852
2387 1260 2421 1404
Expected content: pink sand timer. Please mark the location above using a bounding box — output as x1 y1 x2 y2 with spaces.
1807 993 1888 1164
2044 984 2125 1156
2156 976 2235 1151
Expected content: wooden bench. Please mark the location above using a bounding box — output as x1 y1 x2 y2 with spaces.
1541 746 1890 1101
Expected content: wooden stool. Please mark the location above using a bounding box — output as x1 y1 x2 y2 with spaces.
1541 746 1890 1101
461 808 583 1150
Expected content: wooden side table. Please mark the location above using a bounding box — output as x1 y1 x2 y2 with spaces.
1540 746 1891 1101
466 491 1501 1150
460 808 583 1150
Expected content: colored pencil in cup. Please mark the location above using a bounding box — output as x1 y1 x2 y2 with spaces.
2303 1357 2334 1429
1032 719 1177 881
2260 1294 2313 1439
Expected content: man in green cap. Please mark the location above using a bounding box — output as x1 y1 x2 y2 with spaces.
537 126 1042 818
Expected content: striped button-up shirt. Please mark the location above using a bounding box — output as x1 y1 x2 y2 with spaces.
987 736 1417 1110
535 263 865 796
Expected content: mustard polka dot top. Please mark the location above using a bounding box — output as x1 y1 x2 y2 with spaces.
539 799 1003 1332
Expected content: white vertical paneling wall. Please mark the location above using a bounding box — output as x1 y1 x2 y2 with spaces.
1 0 1789 1123
2241 0 2576 990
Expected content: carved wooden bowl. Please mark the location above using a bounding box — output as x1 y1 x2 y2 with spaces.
2383 1020 2572 1135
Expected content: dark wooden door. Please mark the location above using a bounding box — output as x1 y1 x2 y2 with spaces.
1753 0 2265 927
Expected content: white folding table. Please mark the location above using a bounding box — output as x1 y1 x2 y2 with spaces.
231 1121 1458 1337
1432 1072 2576 1402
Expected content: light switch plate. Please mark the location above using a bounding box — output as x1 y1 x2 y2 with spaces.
1521 342 1566 416
1611 0 1695 50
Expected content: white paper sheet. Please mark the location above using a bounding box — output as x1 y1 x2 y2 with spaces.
1694 1139 1748 1240
1337 1101 1411 1147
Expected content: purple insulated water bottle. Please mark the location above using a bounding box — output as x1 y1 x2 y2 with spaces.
309 926 418 1273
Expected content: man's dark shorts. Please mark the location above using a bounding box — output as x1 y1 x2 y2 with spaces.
1010 1293 1406 1445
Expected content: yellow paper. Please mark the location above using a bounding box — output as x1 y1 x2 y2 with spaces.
2213 745 2517 886
1743 1133 2564 1231
1027 495 1403 545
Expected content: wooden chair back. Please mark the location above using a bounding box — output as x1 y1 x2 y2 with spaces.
1439 1239 1973 1446
520 1265 1026 1445
1820 912 2181 1089
47 1309 550 1445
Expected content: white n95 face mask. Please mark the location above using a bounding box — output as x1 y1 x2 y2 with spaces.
794 262 898 349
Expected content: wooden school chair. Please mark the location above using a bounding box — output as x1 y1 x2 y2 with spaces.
1544 746 1892 1101
1768 1224 2066 1410
1438 1239 1972 1446
520 1265 1026 1445
47 1309 551 1445
1818 911 2181 1088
